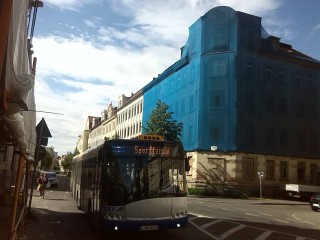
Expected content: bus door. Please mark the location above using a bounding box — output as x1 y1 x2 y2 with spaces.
93 159 100 228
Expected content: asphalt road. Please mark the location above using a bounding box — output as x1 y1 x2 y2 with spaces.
187 197 320 240
27 175 320 240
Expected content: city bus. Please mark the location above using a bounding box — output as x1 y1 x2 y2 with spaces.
70 135 189 231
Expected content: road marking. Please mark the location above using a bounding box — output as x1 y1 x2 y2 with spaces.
286 218 303 223
303 221 316 226
201 219 222 229
234 208 246 211
189 212 319 240
273 219 289 223
188 220 220 240
292 212 301 221
222 208 232 211
188 212 214 220
255 230 273 240
259 212 272 216
218 224 245 239
245 213 260 217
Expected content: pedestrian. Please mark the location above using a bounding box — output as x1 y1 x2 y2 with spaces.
37 173 48 198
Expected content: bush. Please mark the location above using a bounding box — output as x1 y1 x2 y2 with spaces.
188 187 205 195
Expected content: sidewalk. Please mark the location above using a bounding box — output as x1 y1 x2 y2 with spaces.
24 192 55 240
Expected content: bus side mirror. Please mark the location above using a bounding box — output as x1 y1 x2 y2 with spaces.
185 156 190 172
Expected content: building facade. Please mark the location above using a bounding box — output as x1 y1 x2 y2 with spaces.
142 6 320 191
117 91 143 139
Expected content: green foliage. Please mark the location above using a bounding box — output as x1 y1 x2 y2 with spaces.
41 150 53 170
61 151 75 171
73 147 80 156
53 159 60 170
143 100 183 142
188 188 205 195
61 152 72 170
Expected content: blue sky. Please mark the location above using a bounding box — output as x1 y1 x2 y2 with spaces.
32 0 320 155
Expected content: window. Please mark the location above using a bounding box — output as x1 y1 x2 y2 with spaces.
208 158 225 182
210 90 225 108
310 163 318 185
188 126 193 143
265 95 275 114
296 100 305 118
265 127 275 147
245 124 255 146
189 94 195 112
244 62 253 82
308 102 317 120
278 71 286 85
181 98 185 115
280 161 288 180
245 91 255 113
211 59 227 77
246 31 254 50
279 129 288 148
310 132 317 151
279 97 288 115
210 122 224 142
263 69 272 81
294 72 302 88
297 131 306 150
307 76 315 89
297 162 306 181
266 160 275 179
243 157 255 180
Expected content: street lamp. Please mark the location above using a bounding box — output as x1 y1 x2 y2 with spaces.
257 171 264 200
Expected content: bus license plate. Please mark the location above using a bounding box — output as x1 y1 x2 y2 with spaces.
140 225 158 231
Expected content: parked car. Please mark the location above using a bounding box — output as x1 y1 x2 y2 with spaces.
44 171 58 188
310 192 320 211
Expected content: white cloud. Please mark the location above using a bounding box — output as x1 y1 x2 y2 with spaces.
312 23 320 33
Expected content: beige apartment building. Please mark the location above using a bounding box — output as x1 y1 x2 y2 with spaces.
76 91 144 154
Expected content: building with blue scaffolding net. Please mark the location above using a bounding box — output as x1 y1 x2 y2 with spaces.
141 6 320 195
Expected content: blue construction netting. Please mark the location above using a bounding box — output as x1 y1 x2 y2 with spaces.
142 6 320 158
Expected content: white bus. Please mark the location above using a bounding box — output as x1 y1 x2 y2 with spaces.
70 136 189 231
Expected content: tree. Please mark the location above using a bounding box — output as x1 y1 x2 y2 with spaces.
143 100 183 142
61 152 73 171
41 150 53 170
73 147 79 156
62 148 79 171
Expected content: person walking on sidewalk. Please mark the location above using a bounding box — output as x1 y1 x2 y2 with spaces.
37 173 48 199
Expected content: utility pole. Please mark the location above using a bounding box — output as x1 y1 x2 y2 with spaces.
257 171 264 200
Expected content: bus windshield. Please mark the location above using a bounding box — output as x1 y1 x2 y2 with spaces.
102 155 187 205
